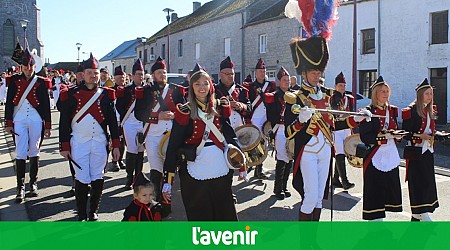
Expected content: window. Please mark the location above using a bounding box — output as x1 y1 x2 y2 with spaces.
259 34 267 54
431 11 448 44
178 39 183 57
361 29 375 54
143 49 148 64
3 19 15 55
178 69 183 74
150 47 154 55
139 51 142 59
224 38 231 57
359 70 377 97
195 43 200 60
123 65 127 73
161 44 166 59
266 70 276 81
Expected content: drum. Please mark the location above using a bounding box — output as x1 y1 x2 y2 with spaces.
286 139 295 159
235 124 268 167
262 121 272 138
224 144 246 170
158 131 171 158
343 134 363 168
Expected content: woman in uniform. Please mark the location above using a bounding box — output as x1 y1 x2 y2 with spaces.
161 63 245 221
359 76 403 221
401 78 439 221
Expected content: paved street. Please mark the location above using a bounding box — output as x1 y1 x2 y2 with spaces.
1 106 449 222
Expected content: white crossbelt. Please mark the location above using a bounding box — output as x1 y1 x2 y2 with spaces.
120 100 136 127
251 82 269 108
71 88 103 127
13 75 38 118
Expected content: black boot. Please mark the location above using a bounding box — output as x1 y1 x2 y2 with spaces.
29 157 39 197
282 161 293 198
15 159 26 203
150 170 171 218
136 152 144 174
254 164 267 179
273 160 285 200
335 154 354 190
119 140 126 169
89 179 104 221
299 211 313 221
125 152 137 189
75 180 89 221
312 208 322 221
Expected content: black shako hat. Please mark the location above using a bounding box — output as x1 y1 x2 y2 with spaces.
335 72 346 85
21 48 35 68
132 59 144 74
220 56 234 71
415 78 432 92
151 56 166 74
255 58 265 69
290 36 329 75
277 66 289 80
83 53 99 70
76 63 84 73
114 65 125 76
370 76 386 90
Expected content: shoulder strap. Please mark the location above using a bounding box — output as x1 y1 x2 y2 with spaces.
120 99 136 127
71 88 103 127
251 81 269 107
13 75 38 118
152 84 169 112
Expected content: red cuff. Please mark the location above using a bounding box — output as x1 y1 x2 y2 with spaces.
112 139 121 148
222 104 232 119
44 121 51 129
293 120 304 131
347 116 359 128
6 120 13 127
60 142 71 151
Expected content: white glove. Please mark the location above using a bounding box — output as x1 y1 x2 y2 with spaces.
354 109 372 122
383 133 395 140
297 107 314 123
238 171 248 182
162 183 172 195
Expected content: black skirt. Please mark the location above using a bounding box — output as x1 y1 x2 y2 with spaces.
407 150 439 214
363 164 402 220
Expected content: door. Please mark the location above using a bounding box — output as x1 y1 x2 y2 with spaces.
430 68 447 124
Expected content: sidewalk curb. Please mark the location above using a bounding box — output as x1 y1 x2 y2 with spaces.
0 107 30 221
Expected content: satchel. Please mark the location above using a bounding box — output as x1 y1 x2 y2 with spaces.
356 143 371 158
176 144 197 161
403 146 422 160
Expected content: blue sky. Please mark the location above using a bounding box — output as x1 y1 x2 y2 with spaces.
39 0 209 63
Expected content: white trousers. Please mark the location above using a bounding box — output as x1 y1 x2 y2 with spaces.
275 125 291 163
14 119 43 160
53 90 59 107
145 134 164 173
300 142 332 214
122 120 143 154
333 128 351 155
70 138 107 184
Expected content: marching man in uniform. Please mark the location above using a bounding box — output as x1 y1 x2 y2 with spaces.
331 72 355 190
214 56 251 130
265 66 293 200
116 60 145 188
284 37 370 221
59 53 120 221
134 56 185 216
243 58 277 179
5 48 52 203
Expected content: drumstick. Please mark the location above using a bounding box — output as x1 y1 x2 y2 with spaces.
292 104 386 118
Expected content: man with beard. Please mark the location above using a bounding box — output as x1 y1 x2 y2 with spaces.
134 56 185 217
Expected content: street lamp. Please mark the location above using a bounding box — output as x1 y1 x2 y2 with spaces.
76 43 82 63
163 8 174 72
137 37 147 69
19 19 29 47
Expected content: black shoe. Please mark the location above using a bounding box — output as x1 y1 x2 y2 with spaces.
332 179 343 188
15 188 25 203
109 162 120 172
411 216 420 221
283 190 292 198
124 179 133 190
29 183 39 197
342 182 355 190
88 213 99 221
68 187 76 197
257 172 268 179
247 166 254 173
274 192 285 200
119 161 126 169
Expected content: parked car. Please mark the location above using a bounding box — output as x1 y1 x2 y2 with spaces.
167 73 187 86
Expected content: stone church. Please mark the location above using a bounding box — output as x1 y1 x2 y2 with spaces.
0 0 43 71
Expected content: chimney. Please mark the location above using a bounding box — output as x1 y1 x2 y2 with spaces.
193 2 201 12
171 13 178 23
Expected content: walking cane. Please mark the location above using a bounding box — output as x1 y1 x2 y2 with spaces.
68 156 82 170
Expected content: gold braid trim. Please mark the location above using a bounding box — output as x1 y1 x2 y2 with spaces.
294 40 325 69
